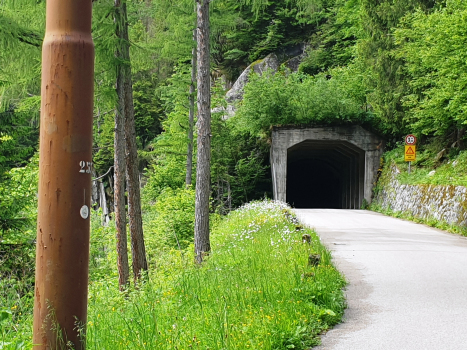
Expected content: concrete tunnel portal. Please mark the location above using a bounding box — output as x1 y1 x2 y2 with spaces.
271 126 384 209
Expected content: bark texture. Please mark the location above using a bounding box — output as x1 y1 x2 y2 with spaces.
114 52 130 290
186 28 197 186
125 72 148 280
115 0 148 281
194 0 211 264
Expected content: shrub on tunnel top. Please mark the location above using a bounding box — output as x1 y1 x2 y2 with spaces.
232 65 374 137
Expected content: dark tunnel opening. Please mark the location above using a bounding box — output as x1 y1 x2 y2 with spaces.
287 159 342 208
285 140 365 209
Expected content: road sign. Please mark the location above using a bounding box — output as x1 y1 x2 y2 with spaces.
405 145 416 162
405 134 417 145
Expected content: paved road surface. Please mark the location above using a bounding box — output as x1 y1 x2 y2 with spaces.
294 209 467 350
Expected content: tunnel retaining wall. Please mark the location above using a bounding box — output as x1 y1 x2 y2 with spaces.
374 164 467 226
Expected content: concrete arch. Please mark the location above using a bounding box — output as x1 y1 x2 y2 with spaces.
270 125 384 208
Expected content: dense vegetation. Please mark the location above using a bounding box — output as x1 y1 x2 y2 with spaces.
2 0 467 347
3 201 346 349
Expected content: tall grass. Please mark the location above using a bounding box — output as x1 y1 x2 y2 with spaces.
1 201 345 349
86 201 345 349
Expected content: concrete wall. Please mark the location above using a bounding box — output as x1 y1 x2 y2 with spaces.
374 164 467 226
270 125 384 207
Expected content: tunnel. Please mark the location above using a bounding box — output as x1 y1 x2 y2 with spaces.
271 126 384 209
287 158 342 208
286 140 365 209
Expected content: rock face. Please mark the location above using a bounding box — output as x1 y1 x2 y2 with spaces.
217 46 306 119
374 164 467 226
221 53 280 119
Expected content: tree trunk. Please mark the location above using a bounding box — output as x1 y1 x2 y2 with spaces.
125 76 148 281
194 0 211 264
114 98 130 290
186 28 197 187
99 181 110 226
115 0 148 281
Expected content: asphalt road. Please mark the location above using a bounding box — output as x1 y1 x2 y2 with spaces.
294 209 467 350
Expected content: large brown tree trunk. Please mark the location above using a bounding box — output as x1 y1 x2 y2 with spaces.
115 0 147 283
186 28 197 186
194 0 211 264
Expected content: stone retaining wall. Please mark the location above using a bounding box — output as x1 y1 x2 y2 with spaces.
374 164 467 226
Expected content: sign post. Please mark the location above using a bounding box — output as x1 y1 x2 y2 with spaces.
404 134 417 174
33 1 94 348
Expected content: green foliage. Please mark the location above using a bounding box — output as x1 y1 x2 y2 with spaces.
89 210 119 282
133 75 163 150
141 66 192 197
0 154 38 243
234 67 372 136
0 111 38 180
0 243 35 349
0 0 44 115
356 0 438 136
395 0 467 137
381 144 467 187
81 201 346 349
218 0 321 80
142 155 188 201
211 112 271 212
144 187 196 253
299 0 360 75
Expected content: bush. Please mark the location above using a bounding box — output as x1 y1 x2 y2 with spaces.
144 187 196 258
233 66 373 137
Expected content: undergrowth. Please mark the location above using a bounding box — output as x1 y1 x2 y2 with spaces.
384 144 467 187
85 201 345 349
1 201 346 349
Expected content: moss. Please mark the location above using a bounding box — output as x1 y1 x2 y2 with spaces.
250 58 265 68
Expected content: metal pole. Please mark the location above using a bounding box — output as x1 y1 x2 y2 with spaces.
408 161 411 174
33 0 94 348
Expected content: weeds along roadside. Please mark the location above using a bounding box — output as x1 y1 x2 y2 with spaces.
1 200 346 349
85 201 346 349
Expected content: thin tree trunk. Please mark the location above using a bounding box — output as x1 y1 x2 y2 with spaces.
125 78 148 281
114 96 130 290
194 0 211 264
115 0 148 281
186 28 197 187
99 181 110 226
227 176 232 212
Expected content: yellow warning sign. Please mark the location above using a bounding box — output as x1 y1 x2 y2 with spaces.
405 145 416 162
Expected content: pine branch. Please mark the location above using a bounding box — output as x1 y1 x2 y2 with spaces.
0 14 43 48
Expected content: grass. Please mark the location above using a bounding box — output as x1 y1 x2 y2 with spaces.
0 244 34 349
1 201 346 349
85 201 345 349
383 144 467 187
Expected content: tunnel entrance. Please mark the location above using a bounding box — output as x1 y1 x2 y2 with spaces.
285 140 365 209
287 158 342 208
270 126 384 209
